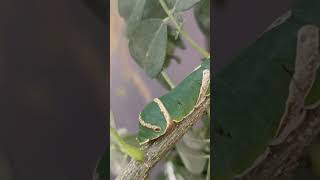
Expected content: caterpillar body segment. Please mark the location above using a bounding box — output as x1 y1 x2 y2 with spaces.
137 59 210 144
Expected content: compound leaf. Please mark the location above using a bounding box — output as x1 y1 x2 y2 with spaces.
129 19 168 78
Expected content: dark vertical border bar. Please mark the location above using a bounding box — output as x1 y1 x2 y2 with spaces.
106 0 111 179
210 0 214 179
84 0 110 179
0 0 109 179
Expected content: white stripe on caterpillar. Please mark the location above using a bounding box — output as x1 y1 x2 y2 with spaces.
195 69 210 107
192 65 201 72
139 113 161 132
153 98 172 126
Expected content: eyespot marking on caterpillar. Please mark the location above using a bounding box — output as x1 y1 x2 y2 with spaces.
139 113 162 131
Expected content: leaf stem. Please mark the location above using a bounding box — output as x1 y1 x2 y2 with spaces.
110 127 144 161
159 0 210 59
110 127 126 146
161 71 175 89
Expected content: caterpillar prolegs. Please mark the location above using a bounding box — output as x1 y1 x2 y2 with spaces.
137 59 210 144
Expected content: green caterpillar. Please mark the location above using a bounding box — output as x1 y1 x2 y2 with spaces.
137 59 210 145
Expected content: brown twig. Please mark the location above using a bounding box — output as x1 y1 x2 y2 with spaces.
115 97 210 180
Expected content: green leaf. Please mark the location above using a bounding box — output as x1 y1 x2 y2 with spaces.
118 0 135 20
167 0 201 12
118 0 146 36
194 0 210 36
129 19 168 78
142 0 167 19
164 25 185 67
127 0 146 36
120 0 199 23
119 0 168 20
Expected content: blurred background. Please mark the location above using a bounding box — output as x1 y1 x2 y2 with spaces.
0 0 106 180
213 0 292 71
214 0 320 179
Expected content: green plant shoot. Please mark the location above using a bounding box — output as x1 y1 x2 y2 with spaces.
110 128 144 161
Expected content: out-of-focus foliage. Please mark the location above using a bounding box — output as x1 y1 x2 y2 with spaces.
213 0 320 179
